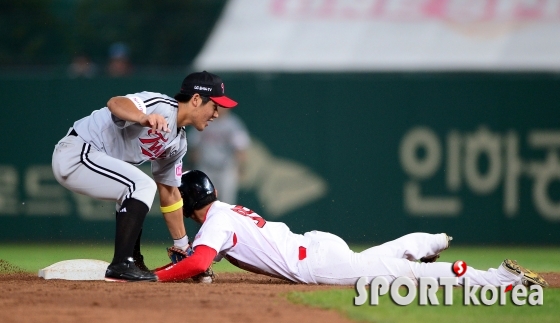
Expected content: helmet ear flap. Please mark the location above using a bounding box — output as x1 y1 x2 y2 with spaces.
179 170 216 218
182 206 194 219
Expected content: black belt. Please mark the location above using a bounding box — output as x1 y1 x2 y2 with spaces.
69 128 78 136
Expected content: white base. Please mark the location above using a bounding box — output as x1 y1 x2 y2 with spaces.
38 259 110 281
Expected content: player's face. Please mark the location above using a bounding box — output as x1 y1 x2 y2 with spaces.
203 100 220 128
194 99 219 131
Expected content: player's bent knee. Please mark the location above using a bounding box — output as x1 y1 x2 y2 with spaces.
131 176 157 209
145 178 157 195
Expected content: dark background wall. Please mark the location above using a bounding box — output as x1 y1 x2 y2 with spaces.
1 72 559 244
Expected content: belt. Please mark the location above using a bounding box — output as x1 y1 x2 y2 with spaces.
69 128 78 136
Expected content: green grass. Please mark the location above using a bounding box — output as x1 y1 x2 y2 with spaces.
1 244 557 275
288 288 560 323
0 242 242 273
287 246 560 323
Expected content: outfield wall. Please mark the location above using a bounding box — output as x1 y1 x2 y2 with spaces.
1 72 559 244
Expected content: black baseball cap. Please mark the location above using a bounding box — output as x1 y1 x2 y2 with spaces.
180 71 237 108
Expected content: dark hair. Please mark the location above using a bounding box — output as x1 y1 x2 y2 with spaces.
174 93 211 104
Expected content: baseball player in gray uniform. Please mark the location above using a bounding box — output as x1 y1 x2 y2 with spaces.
156 170 549 289
187 107 251 204
52 71 237 282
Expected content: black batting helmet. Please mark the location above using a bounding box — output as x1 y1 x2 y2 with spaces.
179 170 217 218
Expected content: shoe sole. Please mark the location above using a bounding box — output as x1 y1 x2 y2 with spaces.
445 234 453 249
502 259 549 288
104 278 157 282
105 275 157 282
105 277 130 283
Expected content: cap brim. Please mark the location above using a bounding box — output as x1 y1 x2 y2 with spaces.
210 96 237 108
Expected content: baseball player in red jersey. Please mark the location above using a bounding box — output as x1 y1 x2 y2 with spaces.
155 170 549 288
52 71 237 282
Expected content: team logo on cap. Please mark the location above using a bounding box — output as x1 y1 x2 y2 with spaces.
221 83 224 94
194 85 212 91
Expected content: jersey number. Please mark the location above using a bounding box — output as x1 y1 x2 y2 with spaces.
231 205 266 228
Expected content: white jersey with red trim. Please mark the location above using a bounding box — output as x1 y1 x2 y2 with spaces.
188 201 523 287
72 91 187 186
192 201 310 283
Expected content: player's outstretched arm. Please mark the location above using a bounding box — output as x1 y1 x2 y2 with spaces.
107 96 170 133
156 245 217 282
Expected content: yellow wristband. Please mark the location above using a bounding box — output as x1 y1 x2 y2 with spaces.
160 199 183 213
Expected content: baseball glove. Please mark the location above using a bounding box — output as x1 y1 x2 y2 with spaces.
167 245 193 264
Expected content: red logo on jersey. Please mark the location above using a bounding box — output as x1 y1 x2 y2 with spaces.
231 205 266 228
231 205 253 216
139 129 168 160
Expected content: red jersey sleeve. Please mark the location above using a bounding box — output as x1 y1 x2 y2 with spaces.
155 245 217 282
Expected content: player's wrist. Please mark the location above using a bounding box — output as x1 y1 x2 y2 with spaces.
173 234 189 251
136 112 148 124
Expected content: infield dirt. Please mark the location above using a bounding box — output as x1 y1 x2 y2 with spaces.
0 268 352 323
1 259 558 323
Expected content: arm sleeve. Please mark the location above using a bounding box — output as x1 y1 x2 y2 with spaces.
151 151 185 186
111 93 151 128
155 245 217 282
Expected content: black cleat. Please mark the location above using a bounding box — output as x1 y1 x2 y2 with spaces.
133 254 151 272
105 257 157 282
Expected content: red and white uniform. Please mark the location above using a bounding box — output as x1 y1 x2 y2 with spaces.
157 201 523 286
192 201 311 283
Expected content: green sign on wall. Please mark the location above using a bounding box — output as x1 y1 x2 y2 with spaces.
1 73 559 244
